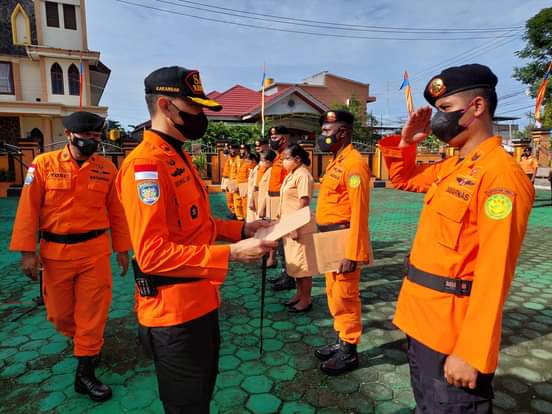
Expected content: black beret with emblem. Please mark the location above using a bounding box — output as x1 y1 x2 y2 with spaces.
144 66 222 112
269 126 289 135
255 139 268 146
319 110 354 126
240 143 250 151
423 64 498 107
63 111 105 133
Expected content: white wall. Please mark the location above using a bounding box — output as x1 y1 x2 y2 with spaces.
44 57 85 105
40 1 83 50
20 61 42 102
266 93 320 116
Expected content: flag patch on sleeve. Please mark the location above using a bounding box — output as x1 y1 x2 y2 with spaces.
24 164 36 185
134 164 158 181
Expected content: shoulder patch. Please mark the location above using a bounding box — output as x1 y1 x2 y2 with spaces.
137 181 160 205
348 174 361 189
484 194 512 220
24 164 36 186
134 164 158 181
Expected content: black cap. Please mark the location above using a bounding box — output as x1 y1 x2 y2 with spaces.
255 139 268 146
269 126 289 135
230 143 240 149
423 64 498 107
240 143 250 151
319 110 354 126
63 111 105 133
144 66 222 112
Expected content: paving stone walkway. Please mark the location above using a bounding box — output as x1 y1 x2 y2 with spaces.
1 189 551 413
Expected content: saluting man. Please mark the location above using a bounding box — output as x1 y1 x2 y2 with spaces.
315 110 372 375
379 64 534 413
10 111 131 402
116 66 275 413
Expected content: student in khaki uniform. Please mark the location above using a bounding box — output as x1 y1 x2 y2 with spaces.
519 148 539 182
245 152 260 223
280 144 316 313
379 64 534 413
225 144 240 217
315 110 372 376
256 150 276 219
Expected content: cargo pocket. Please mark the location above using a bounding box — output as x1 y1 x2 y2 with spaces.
432 196 470 250
44 179 71 205
432 378 493 413
87 181 109 206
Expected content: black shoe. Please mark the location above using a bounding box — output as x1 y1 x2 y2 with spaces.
319 342 359 376
271 275 296 291
268 274 285 283
315 339 341 361
75 356 112 402
288 303 312 314
90 353 102 368
283 299 300 307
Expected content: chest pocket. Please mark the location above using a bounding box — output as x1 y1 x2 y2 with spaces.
431 192 470 250
44 179 72 205
87 181 109 205
174 179 204 231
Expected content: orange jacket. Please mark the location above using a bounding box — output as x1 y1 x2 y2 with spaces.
238 159 256 184
315 144 372 262
268 152 288 194
222 156 232 178
229 156 241 180
380 135 534 373
519 156 538 175
116 130 244 327
9 146 131 260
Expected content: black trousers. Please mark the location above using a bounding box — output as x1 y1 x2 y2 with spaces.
407 336 494 414
139 310 220 414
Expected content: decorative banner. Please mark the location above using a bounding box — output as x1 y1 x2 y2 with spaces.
400 70 414 115
534 62 552 128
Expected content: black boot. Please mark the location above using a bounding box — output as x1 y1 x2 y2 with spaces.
271 274 296 291
75 356 112 402
314 338 341 361
319 341 359 376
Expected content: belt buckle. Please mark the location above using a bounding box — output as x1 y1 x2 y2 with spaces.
443 279 469 296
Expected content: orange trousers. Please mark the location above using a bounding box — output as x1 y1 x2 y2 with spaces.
226 192 235 215
42 254 112 356
325 269 362 344
233 193 246 221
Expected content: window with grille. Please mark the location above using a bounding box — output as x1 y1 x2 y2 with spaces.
63 4 77 30
68 64 80 95
45 2 59 28
0 62 14 95
51 63 64 95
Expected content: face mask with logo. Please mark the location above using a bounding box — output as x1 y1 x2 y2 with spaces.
171 103 208 140
318 133 338 152
431 100 476 143
71 135 99 156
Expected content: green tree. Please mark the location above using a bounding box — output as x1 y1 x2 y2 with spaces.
202 122 269 147
513 7 552 128
331 95 379 146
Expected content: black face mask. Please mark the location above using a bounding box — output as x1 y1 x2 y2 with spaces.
72 135 99 156
270 139 282 151
430 101 475 143
171 104 208 140
223 148 229 155
318 133 338 152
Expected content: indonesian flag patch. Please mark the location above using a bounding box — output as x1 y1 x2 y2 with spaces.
24 163 36 185
134 164 158 181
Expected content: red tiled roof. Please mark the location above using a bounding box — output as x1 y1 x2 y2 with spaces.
207 90 222 100
204 85 262 117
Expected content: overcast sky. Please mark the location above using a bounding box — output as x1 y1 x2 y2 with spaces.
87 0 549 129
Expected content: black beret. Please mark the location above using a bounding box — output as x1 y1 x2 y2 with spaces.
269 126 289 135
319 110 354 126
255 139 269 146
230 143 240 149
240 143 250 151
144 66 222 112
63 111 105 133
423 64 498 107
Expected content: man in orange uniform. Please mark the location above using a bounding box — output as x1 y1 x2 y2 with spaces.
10 111 131 402
519 148 539 182
314 110 372 375
379 64 534 413
267 126 296 290
117 66 275 413
234 143 253 220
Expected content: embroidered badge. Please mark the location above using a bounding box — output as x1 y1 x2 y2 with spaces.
171 168 185 177
24 164 36 185
137 181 160 205
190 204 198 219
484 194 512 220
428 77 446 97
134 164 158 181
456 176 476 186
348 175 361 189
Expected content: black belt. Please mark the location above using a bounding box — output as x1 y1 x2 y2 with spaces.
268 191 280 197
41 229 107 244
317 222 350 232
404 256 472 296
132 259 202 297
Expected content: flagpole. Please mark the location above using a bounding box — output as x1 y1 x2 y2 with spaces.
79 52 84 110
261 63 266 138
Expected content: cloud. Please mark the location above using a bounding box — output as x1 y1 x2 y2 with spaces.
87 0 548 127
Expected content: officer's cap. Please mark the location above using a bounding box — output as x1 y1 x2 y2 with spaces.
144 66 222 112
240 143 250 151
423 64 498 107
63 111 105 133
255 139 268 146
230 143 240 149
319 110 354 126
269 126 289 136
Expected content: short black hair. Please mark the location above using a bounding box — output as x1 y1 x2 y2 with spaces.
262 149 277 162
285 144 311 167
462 88 497 117
248 153 260 163
145 94 163 116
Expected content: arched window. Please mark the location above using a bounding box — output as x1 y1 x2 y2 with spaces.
68 64 80 96
11 4 31 45
51 63 64 95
